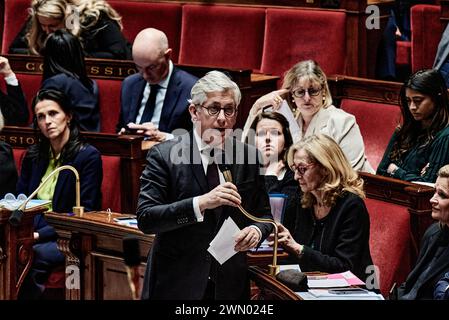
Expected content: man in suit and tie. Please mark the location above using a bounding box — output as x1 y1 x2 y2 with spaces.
117 28 198 141
137 71 273 300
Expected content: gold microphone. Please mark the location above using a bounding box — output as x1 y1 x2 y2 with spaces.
217 162 280 276
9 165 84 226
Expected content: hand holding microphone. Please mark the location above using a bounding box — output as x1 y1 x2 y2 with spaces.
122 235 141 300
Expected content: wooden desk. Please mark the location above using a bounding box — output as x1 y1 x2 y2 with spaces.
249 266 300 300
45 211 153 300
45 210 289 300
0 207 44 300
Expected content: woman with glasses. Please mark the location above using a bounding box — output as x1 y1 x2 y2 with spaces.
9 0 131 60
242 60 374 173
377 69 449 183
268 134 374 283
247 112 299 227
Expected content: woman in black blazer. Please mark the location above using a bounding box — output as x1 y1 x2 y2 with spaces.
17 89 102 299
398 164 449 300
269 134 374 284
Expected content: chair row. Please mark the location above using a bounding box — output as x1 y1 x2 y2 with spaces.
2 0 372 78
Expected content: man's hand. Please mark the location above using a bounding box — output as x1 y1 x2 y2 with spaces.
234 226 261 251
197 182 241 212
120 122 167 141
0 56 14 78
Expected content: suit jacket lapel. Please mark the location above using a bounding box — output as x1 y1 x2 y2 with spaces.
159 68 181 132
130 77 147 123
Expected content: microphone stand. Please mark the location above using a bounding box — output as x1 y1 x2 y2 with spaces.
221 169 280 277
9 165 84 226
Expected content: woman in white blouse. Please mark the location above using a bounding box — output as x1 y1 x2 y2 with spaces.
243 60 374 173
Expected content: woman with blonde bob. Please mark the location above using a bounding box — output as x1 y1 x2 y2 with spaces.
9 0 131 59
269 134 374 282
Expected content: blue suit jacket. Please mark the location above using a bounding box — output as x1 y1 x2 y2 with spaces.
117 66 198 133
42 74 100 132
17 144 103 242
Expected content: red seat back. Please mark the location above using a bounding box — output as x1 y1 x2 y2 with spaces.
100 155 121 212
261 8 346 79
12 148 26 174
340 99 401 170
411 4 442 72
2 0 30 54
365 198 412 297
179 5 265 70
15 73 43 125
107 0 182 62
96 79 122 133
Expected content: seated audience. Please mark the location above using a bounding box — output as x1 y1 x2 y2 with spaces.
434 272 449 300
17 89 102 299
243 60 374 173
247 112 299 227
0 110 18 198
398 164 449 300
268 134 374 283
0 56 29 126
41 30 100 132
9 0 131 60
117 28 197 141
377 69 449 182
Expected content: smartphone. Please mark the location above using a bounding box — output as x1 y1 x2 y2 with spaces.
328 288 369 295
124 125 140 134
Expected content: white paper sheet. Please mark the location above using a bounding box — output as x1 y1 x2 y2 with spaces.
207 217 241 265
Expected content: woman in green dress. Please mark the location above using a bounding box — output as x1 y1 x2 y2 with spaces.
377 69 449 183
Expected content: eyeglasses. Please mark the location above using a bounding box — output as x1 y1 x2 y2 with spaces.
291 87 322 98
200 104 238 118
291 163 316 175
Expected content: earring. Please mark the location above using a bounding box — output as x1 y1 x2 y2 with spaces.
322 96 325 104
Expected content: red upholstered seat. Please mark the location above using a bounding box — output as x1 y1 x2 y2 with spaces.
96 79 122 133
15 73 43 125
12 148 26 173
1 0 30 54
107 0 182 62
101 155 122 212
179 5 265 70
396 40 411 67
411 4 442 72
365 198 411 297
340 99 401 171
261 8 346 79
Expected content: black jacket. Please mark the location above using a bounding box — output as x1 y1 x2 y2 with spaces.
287 192 373 282
137 133 273 300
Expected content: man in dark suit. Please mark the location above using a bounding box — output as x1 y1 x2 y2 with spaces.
117 28 197 141
137 71 273 300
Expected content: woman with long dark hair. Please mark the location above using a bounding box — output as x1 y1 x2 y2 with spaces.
17 89 102 299
377 69 449 182
41 29 100 131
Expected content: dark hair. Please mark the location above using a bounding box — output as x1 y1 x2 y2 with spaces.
28 88 84 164
247 111 294 163
42 29 93 91
391 69 449 162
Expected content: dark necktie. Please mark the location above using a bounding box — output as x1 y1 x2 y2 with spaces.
140 84 160 124
206 152 220 190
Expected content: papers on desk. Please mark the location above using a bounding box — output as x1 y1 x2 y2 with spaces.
113 217 138 229
307 270 365 288
207 216 240 265
297 289 384 300
0 196 51 211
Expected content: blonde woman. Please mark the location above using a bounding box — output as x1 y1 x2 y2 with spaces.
268 134 374 283
9 0 131 59
243 60 374 173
